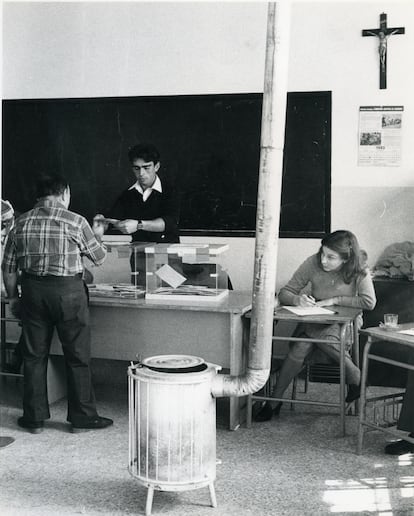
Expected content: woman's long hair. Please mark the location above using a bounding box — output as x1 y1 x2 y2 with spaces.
318 230 366 284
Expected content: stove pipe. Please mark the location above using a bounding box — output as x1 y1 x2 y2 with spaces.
212 2 291 399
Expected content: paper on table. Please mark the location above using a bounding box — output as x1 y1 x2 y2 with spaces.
155 264 187 289
398 328 414 336
281 306 336 316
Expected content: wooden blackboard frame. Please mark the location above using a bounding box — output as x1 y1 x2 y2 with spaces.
2 92 331 238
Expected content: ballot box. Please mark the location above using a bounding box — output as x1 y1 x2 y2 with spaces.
144 243 230 303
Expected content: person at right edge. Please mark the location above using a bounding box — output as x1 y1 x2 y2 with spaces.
2 174 112 434
384 369 414 455
254 230 376 422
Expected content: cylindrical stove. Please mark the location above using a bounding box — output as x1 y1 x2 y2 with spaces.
128 355 220 515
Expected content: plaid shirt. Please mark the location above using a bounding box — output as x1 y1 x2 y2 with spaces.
2 199 106 276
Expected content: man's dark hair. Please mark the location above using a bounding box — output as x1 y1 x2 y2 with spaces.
128 143 160 165
36 174 69 199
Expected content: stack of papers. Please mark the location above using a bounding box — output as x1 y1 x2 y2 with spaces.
88 284 145 299
153 286 221 296
279 306 336 316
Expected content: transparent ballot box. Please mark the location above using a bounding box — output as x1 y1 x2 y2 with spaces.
86 238 148 299
145 243 230 302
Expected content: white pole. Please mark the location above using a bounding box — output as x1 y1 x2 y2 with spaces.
212 2 291 397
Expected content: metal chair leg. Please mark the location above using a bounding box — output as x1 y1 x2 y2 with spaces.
291 375 297 410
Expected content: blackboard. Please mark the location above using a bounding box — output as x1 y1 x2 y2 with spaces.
2 92 331 238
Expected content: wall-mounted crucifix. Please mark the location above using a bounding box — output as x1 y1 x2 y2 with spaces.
362 13 405 89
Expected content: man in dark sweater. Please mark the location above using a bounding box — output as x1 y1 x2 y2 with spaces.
103 143 181 286
107 143 180 244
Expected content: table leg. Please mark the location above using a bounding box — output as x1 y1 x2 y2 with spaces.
339 323 346 436
228 313 247 431
357 336 372 454
352 318 360 414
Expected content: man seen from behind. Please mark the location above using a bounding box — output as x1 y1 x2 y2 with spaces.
2 174 112 433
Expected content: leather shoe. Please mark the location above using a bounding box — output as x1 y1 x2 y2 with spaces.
18 417 44 434
71 416 113 433
253 401 283 422
385 437 414 455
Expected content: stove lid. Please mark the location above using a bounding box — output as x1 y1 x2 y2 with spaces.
141 355 207 373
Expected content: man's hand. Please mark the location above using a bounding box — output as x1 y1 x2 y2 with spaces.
92 214 109 239
116 219 139 234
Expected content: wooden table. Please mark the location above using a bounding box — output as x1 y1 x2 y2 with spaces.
246 305 362 436
357 324 414 454
49 291 252 431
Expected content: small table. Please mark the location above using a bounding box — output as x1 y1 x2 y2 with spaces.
246 305 362 436
357 324 414 454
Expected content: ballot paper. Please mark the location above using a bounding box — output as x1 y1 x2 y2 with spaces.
155 264 187 289
280 306 336 316
95 217 120 225
398 328 414 336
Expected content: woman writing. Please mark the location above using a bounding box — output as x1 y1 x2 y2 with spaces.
255 230 376 422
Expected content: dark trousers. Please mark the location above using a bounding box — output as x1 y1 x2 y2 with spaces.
20 274 98 424
398 369 414 434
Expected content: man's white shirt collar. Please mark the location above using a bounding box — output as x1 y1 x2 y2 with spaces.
129 175 162 202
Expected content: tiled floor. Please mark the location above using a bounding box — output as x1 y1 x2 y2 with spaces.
0 367 413 516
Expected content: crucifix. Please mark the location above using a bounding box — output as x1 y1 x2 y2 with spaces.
362 13 405 89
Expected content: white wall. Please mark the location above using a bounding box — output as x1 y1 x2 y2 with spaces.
2 1 414 291
2 2 268 98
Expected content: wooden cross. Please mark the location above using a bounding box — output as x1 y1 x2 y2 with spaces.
362 13 405 89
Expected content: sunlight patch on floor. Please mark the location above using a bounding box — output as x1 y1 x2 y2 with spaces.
322 477 414 513
400 476 414 498
398 455 413 466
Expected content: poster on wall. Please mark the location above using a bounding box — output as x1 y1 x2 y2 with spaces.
358 106 403 167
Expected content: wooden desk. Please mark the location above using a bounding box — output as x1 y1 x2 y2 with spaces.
50 291 252 431
246 305 362 436
357 324 414 454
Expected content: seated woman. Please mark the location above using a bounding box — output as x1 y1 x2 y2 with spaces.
255 230 376 422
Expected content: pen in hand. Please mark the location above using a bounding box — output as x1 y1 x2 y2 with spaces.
299 294 316 307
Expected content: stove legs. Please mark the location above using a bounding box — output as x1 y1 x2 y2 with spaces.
144 483 217 515
145 486 154 516
209 482 217 507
